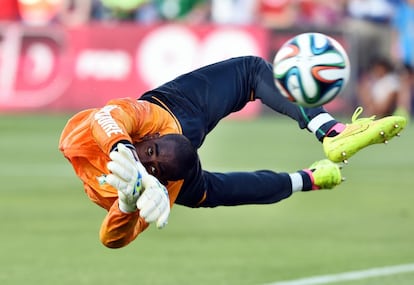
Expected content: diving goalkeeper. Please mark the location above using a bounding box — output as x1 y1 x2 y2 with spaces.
59 56 406 249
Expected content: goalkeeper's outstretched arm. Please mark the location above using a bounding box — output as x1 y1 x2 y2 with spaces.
99 201 149 249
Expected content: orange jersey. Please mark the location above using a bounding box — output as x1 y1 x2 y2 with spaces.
59 97 184 248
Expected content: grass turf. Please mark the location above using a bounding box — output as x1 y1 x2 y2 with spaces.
0 113 413 285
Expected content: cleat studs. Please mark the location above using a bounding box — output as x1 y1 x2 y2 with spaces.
397 133 401 137
341 177 346 182
384 140 388 144
394 124 399 128
341 152 348 164
380 131 385 136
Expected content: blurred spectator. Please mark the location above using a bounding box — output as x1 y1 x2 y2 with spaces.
133 1 161 23
346 0 395 22
356 56 409 118
0 0 20 21
210 0 257 25
344 0 397 75
296 0 346 28
59 0 93 26
100 0 147 13
96 0 209 23
390 0 414 116
85 0 122 21
257 0 298 28
397 63 414 119
390 0 414 70
18 0 62 25
153 0 209 23
99 0 148 20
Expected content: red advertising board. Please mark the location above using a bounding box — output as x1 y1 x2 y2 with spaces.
0 22 268 117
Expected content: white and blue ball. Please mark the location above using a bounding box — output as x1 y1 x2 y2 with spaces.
273 32 350 108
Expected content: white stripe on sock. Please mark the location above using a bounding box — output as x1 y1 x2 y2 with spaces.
289 173 303 192
308 113 335 135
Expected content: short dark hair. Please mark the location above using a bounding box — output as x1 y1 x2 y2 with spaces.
159 134 198 181
369 56 394 72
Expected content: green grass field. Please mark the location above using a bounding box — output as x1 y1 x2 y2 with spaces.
1 113 413 285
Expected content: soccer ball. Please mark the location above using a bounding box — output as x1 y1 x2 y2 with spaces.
273 32 350 108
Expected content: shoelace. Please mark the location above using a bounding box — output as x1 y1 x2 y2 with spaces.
351 106 376 123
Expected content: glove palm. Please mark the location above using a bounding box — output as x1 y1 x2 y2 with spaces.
106 144 143 213
137 176 170 228
106 143 171 228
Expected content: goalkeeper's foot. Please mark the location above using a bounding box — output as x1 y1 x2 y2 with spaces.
305 159 342 190
323 107 407 163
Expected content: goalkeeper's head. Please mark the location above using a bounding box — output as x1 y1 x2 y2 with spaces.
134 134 198 185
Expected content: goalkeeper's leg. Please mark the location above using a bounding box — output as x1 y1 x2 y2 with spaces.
251 58 407 163
195 164 342 208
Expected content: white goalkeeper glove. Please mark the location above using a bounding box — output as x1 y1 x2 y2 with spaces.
106 143 143 213
137 175 170 229
106 143 171 228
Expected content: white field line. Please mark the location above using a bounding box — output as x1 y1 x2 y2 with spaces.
265 263 414 285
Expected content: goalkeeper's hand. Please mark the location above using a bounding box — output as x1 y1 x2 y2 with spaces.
137 175 170 229
106 143 143 213
106 143 170 228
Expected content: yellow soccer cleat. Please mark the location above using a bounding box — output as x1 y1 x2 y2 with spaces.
308 159 342 190
323 107 407 163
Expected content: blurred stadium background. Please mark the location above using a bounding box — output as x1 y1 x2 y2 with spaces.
0 1 413 284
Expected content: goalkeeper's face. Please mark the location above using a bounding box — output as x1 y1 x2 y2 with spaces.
134 134 198 184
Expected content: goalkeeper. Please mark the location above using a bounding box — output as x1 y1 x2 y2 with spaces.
59 56 406 249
